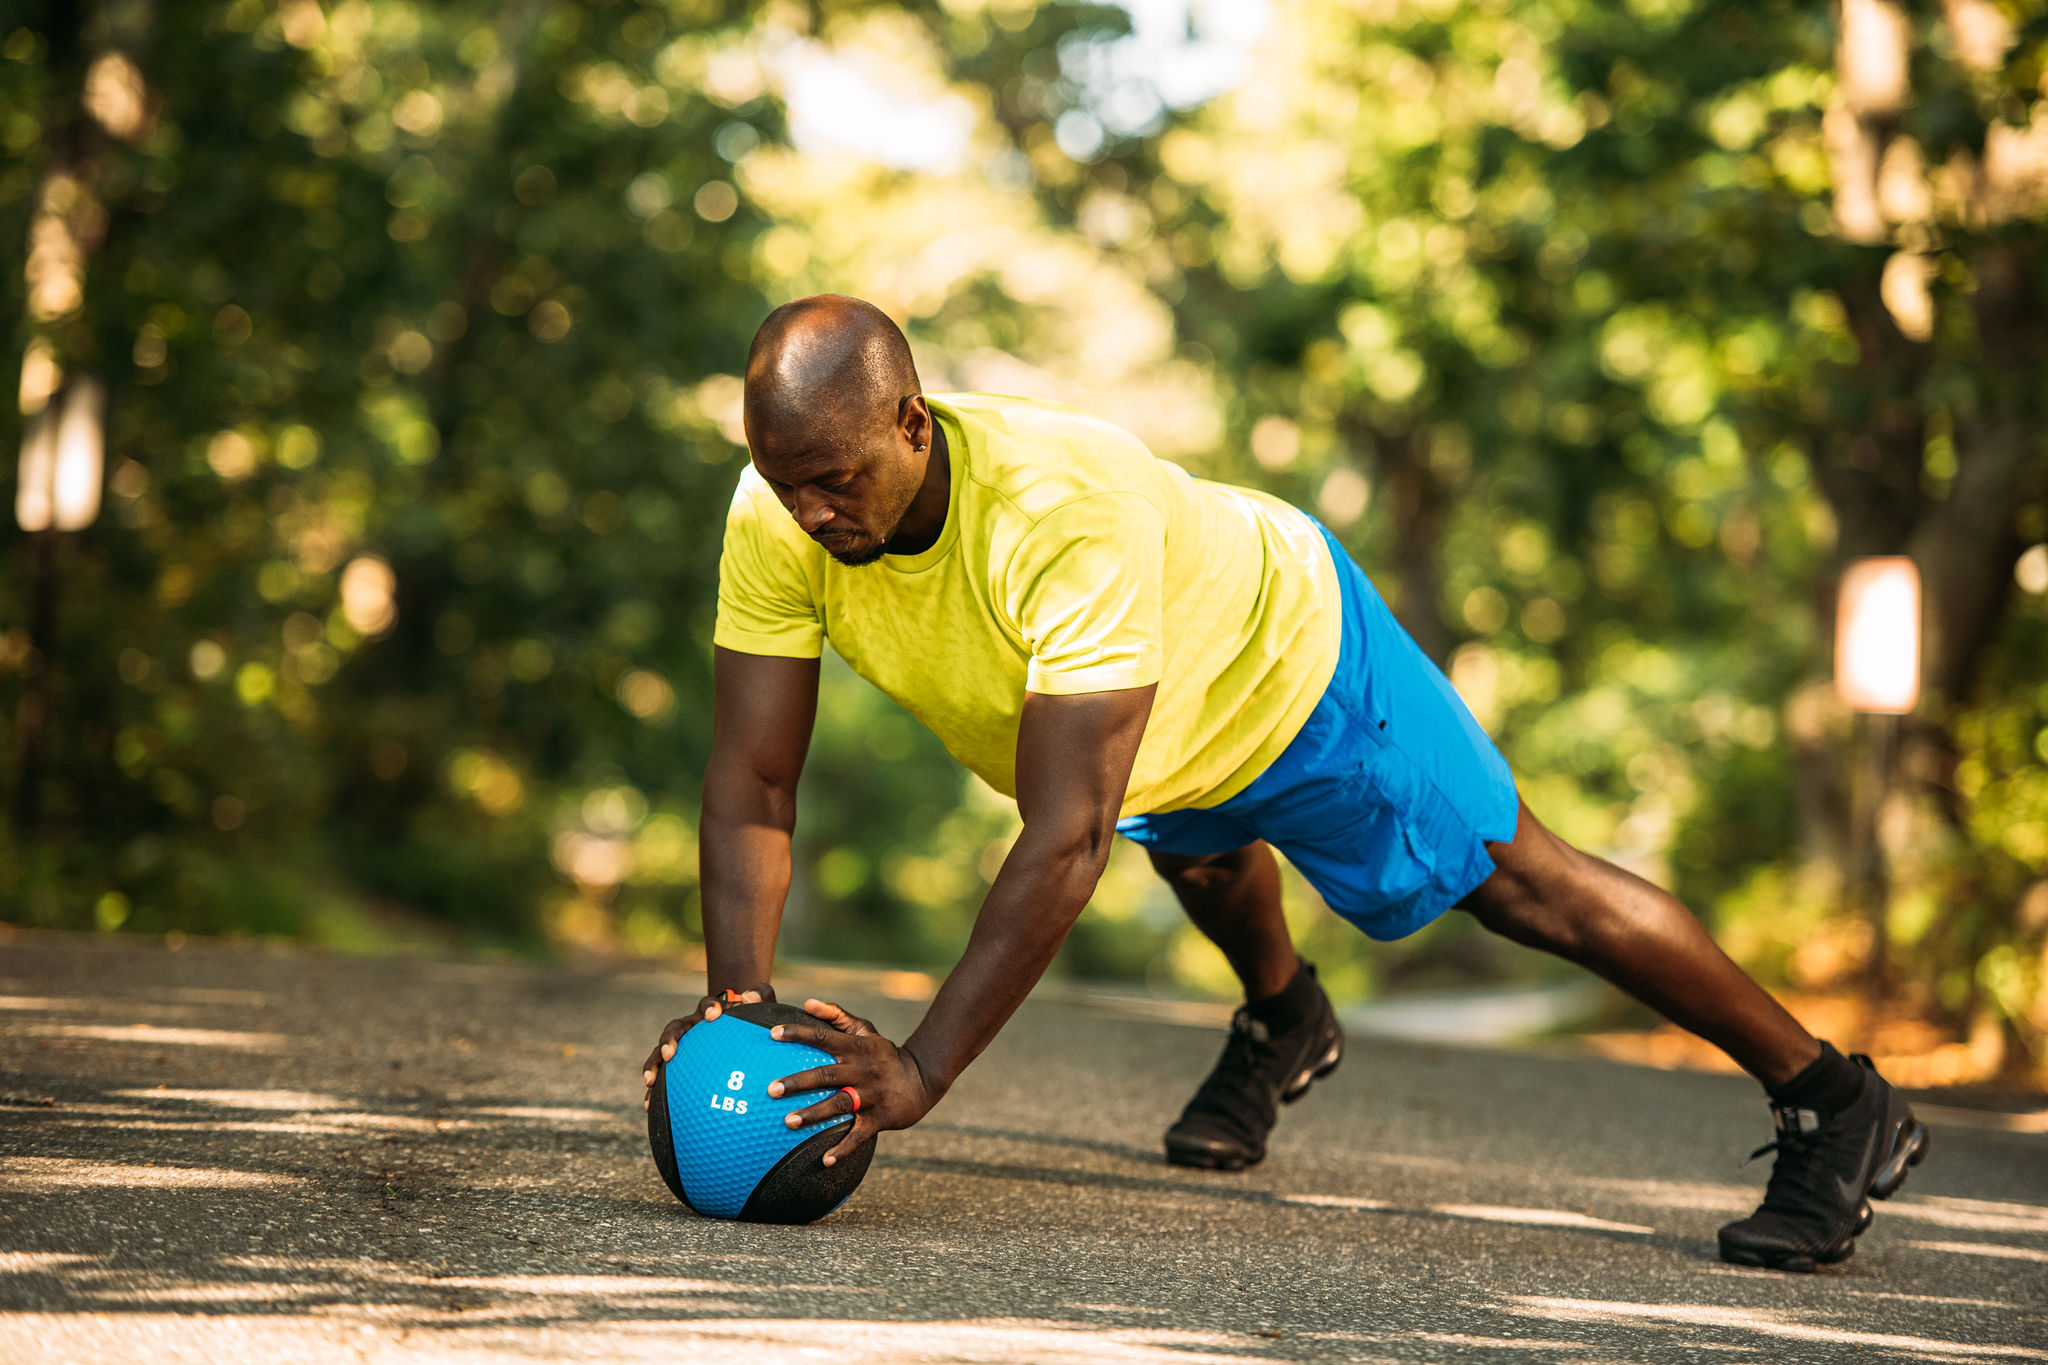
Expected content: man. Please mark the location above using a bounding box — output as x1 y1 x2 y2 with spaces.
642 294 1929 1273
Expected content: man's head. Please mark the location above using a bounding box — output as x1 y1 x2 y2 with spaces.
743 295 936 567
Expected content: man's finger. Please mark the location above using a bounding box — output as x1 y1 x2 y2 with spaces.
780 1086 858 1129
822 1116 870 1167
803 999 874 1036
769 1022 850 1056
767 1064 840 1100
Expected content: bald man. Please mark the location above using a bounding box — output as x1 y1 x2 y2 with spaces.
643 295 1928 1272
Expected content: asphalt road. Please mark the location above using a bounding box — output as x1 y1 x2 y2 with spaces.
2 931 2044 1364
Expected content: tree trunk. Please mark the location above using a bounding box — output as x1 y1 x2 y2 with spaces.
11 0 93 837
1913 240 2048 714
1350 420 1453 665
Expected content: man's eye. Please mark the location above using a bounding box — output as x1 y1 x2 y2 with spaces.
822 477 853 493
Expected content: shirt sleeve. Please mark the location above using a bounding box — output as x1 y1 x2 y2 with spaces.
1003 493 1165 695
712 480 824 658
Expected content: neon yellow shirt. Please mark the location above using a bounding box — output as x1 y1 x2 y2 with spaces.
713 393 1342 817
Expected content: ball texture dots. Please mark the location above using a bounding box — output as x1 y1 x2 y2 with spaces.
647 1000 876 1223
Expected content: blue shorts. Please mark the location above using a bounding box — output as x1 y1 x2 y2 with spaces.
1117 522 1519 941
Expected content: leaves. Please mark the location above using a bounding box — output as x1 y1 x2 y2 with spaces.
2 2 2044 1067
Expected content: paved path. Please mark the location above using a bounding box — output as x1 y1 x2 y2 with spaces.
2 932 2044 1363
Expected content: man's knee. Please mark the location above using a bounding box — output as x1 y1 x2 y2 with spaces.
1457 812 1592 954
1147 843 1260 894
1460 870 1569 951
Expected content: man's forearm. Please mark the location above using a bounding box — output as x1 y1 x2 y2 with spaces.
698 764 799 992
900 820 1111 1098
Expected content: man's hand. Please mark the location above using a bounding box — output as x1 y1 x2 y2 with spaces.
640 985 776 1111
765 999 936 1165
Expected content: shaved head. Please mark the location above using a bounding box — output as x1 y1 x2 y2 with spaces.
744 295 921 449
740 296 947 567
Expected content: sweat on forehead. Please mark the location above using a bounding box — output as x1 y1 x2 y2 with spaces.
743 295 921 442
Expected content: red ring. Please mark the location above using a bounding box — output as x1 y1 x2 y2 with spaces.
839 1085 861 1113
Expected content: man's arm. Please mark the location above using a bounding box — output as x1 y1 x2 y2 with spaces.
641 646 819 1100
700 646 819 990
768 683 1155 1160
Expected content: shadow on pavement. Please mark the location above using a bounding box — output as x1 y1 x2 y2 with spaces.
3 932 2046 1364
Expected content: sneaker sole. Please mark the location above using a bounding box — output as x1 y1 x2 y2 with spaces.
1870 1118 1931 1200
1281 1031 1344 1105
1163 1141 1259 1171
1718 1114 1931 1273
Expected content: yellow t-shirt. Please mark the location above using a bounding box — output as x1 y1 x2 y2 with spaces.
713 393 1342 817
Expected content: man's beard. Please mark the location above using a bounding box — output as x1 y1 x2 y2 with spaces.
825 537 887 567
819 504 907 566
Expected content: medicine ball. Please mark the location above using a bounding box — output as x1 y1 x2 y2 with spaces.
647 1000 875 1223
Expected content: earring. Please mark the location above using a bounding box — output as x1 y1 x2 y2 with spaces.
915 444 927 452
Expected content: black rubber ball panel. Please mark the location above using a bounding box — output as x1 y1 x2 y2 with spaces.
740 1119 875 1224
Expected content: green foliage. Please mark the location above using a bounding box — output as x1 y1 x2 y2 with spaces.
3 0 792 944
3 0 2045 1073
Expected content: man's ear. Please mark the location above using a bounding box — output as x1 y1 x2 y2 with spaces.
899 394 932 449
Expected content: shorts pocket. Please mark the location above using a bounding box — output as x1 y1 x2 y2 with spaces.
1262 752 1440 920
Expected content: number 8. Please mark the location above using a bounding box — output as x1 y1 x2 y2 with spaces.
727 1070 745 1091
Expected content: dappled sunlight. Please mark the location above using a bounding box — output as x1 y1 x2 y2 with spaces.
1278 1192 1391 1211
0 1158 303 1191
1572 1175 2048 1241
30 1093 636 1142
25 1024 288 1051
465 1106 612 1124
0 1309 1305 1365
1280 1192 1655 1236
1430 1204 1655 1235
1502 1296 2048 1362
1892 1195 2048 1234
109 1089 347 1111
1907 1241 2048 1264
596 1317 1294 1363
1395 1332 1600 1353
1572 1175 1757 1214
1837 1288 2030 1309
156 989 276 1008
5 937 2044 1364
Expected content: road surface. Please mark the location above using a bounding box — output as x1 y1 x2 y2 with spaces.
2 931 2044 1363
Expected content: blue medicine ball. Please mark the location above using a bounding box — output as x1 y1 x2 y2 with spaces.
647 1000 875 1222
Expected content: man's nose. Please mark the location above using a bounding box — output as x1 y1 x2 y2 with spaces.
792 489 835 535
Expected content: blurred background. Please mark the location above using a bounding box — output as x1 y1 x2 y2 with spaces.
4 0 2045 1088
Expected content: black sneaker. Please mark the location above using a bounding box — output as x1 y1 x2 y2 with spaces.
1718 1053 1931 1272
1164 966 1344 1171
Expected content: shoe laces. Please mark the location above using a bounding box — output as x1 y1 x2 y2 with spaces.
1226 1006 1276 1055
1202 1008 1281 1089
1742 1103 1839 1216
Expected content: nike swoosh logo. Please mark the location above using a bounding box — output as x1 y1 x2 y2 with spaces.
1836 1123 1881 1206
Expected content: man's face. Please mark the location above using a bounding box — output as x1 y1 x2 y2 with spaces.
748 401 926 567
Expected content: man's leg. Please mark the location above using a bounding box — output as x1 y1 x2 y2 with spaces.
1148 842 1345 1169
1460 797 1930 1271
1455 800 1817 1085
1147 842 1296 1001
